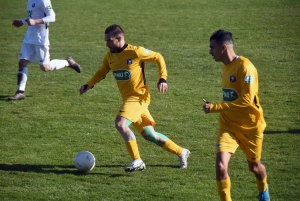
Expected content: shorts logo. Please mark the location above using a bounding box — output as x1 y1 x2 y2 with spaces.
230 75 236 82
244 75 254 83
113 69 132 81
127 59 132 65
222 88 239 102
215 144 220 150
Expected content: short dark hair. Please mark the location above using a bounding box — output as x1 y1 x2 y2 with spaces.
210 29 234 45
105 24 124 36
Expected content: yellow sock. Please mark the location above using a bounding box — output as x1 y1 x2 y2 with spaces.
125 140 141 160
162 139 183 156
256 176 267 192
217 178 232 201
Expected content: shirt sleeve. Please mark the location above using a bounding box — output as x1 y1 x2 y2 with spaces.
137 47 167 80
210 64 258 113
87 53 111 88
42 0 55 23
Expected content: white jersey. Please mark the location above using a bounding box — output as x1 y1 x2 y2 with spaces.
23 0 55 45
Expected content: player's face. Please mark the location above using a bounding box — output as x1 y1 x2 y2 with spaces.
105 34 121 52
209 40 224 62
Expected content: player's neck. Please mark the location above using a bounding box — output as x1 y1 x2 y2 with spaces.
223 52 238 65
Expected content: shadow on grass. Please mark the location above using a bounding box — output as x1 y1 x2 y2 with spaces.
0 95 12 101
264 129 300 135
146 164 179 169
0 164 126 177
98 164 179 169
0 95 32 101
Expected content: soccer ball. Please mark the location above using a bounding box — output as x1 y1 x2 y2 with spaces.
74 151 96 172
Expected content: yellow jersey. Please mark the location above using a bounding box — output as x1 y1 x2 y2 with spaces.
210 56 266 134
87 44 167 102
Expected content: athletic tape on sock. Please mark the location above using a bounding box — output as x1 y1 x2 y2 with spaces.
144 127 168 144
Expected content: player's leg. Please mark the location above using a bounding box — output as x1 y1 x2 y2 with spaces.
115 101 147 172
142 125 190 169
8 43 34 100
115 115 145 172
239 133 270 201
132 109 190 169
248 160 269 201
215 130 239 201
216 152 232 201
37 45 81 73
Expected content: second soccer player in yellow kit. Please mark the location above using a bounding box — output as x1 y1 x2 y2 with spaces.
203 29 270 201
79 24 190 172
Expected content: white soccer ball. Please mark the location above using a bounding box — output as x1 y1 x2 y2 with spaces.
74 151 96 172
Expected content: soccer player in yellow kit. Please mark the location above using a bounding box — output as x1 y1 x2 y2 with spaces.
202 29 270 201
79 24 190 172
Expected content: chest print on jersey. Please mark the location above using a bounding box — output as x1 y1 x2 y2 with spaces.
32 3 35 7
127 59 132 65
230 75 236 82
113 70 132 81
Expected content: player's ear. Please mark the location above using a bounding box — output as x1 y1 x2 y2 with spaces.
222 43 227 51
116 35 122 42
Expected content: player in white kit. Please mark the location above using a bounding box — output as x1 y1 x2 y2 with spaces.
8 0 81 100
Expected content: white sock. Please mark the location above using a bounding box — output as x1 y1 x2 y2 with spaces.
18 67 28 91
49 59 69 71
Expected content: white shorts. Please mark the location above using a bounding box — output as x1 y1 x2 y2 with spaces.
19 43 50 65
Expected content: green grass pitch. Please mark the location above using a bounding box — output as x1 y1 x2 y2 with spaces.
0 0 299 200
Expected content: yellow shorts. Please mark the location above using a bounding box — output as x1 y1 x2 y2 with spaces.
118 101 156 133
216 129 264 162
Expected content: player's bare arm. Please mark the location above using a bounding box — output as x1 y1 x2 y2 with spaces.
27 18 45 26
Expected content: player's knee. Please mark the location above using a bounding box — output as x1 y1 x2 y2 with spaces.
248 161 262 173
216 161 227 174
115 120 122 131
115 119 127 132
39 64 51 72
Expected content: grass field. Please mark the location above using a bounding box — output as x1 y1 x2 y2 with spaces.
0 0 299 200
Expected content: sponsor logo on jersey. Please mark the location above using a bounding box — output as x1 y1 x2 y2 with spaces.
222 88 239 102
145 49 150 54
113 70 132 81
244 75 254 83
32 3 35 7
127 59 132 65
230 75 236 82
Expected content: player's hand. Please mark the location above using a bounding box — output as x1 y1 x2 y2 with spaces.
158 83 168 93
202 99 211 114
157 78 168 94
79 84 90 95
12 20 24 27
